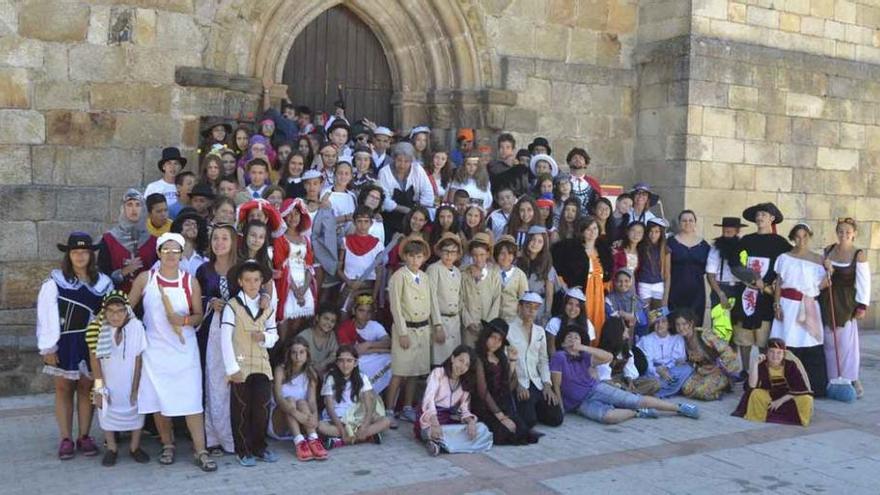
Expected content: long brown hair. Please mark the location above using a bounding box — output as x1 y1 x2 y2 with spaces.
517 230 552 280
208 223 238 266
281 336 319 385
506 196 539 235
61 250 100 285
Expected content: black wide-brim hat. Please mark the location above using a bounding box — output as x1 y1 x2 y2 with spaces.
743 202 783 224
171 207 206 233
189 182 216 200
714 216 748 228
201 117 233 138
481 318 511 346
326 118 351 136
57 231 99 252
527 137 552 155
628 182 660 206
158 147 187 172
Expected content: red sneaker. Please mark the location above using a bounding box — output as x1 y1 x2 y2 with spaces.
295 440 314 462
77 435 99 456
308 438 329 460
58 438 75 460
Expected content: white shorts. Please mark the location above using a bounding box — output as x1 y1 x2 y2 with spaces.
638 282 665 301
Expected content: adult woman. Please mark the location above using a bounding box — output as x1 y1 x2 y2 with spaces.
771 224 829 397
732 338 813 426
128 233 215 472
473 320 534 445
37 232 113 459
273 198 315 339
820 218 870 398
667 210 710 325
98 189 157 293
448 153 492 210
378 142 435 239
675 309 741 401
195 224 237 456
169 208 208 276
627 183 658 224
637 218 671 309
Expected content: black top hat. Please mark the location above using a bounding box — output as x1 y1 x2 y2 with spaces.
189 182 216 200
57 232 99 252
742 202 783 224
158 147 187 172
200 117 233 138
171 207 206 235
714 217 748 228
527 137 552 155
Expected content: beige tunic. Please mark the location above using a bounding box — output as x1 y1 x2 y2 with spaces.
426 261 462 365
389 266 432 376
459 264 501 346
499 266 529 321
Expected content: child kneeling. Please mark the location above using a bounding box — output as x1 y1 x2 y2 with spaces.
88 290 149 467
318 346 391 447
221 260 280 467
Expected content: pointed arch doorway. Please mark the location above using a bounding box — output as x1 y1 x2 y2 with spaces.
282 5 394 126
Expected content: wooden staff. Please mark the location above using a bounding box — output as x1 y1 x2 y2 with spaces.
158 284 186 345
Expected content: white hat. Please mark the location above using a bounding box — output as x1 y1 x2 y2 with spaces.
564 287 587 302
374 126 393 137
408 125 430 139
156 232 185 253
519 292 544 305
529 154 559 178
301 170 322 181
647 217 669 228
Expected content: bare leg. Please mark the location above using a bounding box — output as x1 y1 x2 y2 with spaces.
154 413 174 446
185 414 207 453
317 421 341 437
402 377 417 409
739 345 752 372
130 429 143 452
359 417 391 437
295 400 317 436
602 409 637 424
76 377 94 438
54 377 76 440
385 375 404 413
104 430 117 452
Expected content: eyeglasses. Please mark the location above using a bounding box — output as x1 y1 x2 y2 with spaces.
160 248 183 254
440 249 460 255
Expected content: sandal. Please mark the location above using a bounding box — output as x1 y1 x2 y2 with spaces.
207 446 225 457
194 450 218 472
158 444 175 465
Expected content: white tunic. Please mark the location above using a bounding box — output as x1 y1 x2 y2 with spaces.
350 320 392 394
98 319 147 432
770 253 826 348
283 240 315 319
343 236 383 281
138 269 203 416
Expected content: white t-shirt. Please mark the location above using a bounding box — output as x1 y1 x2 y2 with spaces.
321 372 373 419
545 316 596 342
449 178 493 210
144 179 178 207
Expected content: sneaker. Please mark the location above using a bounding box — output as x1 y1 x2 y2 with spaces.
58 438 75 460
77 435 99 456
307 438 328 460
677 403 700 419
425 440 441 457
322 436 344 450
400 406 417 423
386 410 399 429
636 408 659 419
237 455 257 467
255 450 279 463
101 449 118 467
129 448 150 464
296 440 314 461
372 432 383 445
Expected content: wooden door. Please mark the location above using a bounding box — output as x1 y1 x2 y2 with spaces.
283 6 394 127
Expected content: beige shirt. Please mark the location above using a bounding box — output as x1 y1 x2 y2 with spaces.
460 264 501 328
498 266 529 321
426 261 461 324
506 317 550 390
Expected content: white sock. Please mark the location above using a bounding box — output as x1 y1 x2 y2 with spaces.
294 434 305 444
307 432 318 440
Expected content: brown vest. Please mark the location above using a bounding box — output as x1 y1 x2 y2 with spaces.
228 297 273 379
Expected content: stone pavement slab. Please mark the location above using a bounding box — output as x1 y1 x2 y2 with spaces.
5 332 880 495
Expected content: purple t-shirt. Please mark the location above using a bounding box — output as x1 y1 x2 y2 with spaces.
550 350 598 412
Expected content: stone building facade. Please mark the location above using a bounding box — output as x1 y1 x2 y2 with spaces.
1 0 878 394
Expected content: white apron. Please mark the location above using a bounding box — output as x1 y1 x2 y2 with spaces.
98 319 147 432
138 269 203 416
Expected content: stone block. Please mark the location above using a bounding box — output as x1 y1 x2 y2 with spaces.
87 5 111 45
0 69 30 109
804 193 833 219
113 113 180 147
728 2 747 22
686 135 713 161
785 0 810 15
0 146 31 185
0 185 55 221
835 0 857 23
712 137 745 163
129 46 198 85
19 0 89 42
866 125 880 151
766 115 792 143
37 221 105 260
736 111 766 140
744 142 779 165
68 45 127 82
89 83 172 113
728 85 758 111
31 146 69 185
496 17 535 58
817 147 859 170
687 105 703 134
0 110 45 145
693 0 727 19
0 222 38 262
755 166 792 192
780 144 817 168
155 11 205 52
792 168 824 193
504 107 539 133
567 29 597 64
747 6 778 28
821 169 865 195
700 161 732 187
607 0 637 32
702 107 737 138
799 16 825 37
810 0 834 18
791 117 812 145
596 33 622 67
548 0 577 25
575 0 609 31
809 119 839 147
55 187 110 222
133 8 157 45
0 261 56 309
34 82 90 111
46 111 117 147
732 163 756 189
689 80 729 107
785 92 825 118
67 148 143 186
779 13 801 32
857 5 880 26
775 192 806 220
0 36 43 69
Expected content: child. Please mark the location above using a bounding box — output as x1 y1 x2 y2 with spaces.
487 186 516 241
608 193 634 241
319 346 392 447
338 206 384 314
528 154 558 187
336 295 392 394
385 237 433 426
555 197 581 242
518 226 557 324
299 305 340 374
636 308 693 398
426 233 464 365
87 290 149 467
613 221 645 274
605 268 649 340
545 287 594 355
168 171 196 219
552 172 573 223
281 152 307 199
262 185 285 212
495 235 529 321
220 260 280 466
428 205 461 256
146 193 172 236
325 159 358 242
271 336 328 461
245 158 271 199
420 345 493 456
460 232 501 347
533 174 554 199
448 153 492 209
351 146 378 194
425 149 452 205
145 147 186 207
452 188 471 217
459 204 487 260
596 317 660 396
506 196 539 249
637 218 671 309
274 198 315 339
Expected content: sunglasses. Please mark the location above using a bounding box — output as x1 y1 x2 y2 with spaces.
160 248 183 254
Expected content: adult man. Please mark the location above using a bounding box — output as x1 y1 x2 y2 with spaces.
145 147 186 207
566 147 603 214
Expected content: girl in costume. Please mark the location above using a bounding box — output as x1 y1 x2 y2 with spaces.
270 337 327 461
336 295 392 394
274 198 315 339
732 338 813 426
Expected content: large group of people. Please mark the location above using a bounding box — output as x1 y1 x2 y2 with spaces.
34 84 871 472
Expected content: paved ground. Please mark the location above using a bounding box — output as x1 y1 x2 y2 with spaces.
6 333 880 495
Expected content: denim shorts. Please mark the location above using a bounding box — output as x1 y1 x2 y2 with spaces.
576 382 643 422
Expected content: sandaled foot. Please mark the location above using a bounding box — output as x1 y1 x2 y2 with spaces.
101 449 118 467
854 380 864 399
425 440 441 457
158 444 175 465
195 450 218 472
130 447 150 464
207 446 225 457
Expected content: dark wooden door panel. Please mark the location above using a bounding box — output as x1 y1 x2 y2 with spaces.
283 6 394 127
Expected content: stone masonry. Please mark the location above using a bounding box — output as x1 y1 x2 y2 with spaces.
1 0 878 394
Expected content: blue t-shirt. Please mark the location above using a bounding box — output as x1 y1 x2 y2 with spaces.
550 350 597 412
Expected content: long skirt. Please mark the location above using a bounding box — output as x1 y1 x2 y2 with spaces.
823 321 860 381
420 423 493 454
656 364 694 398
204 313 234 451
734 388 813 426
681 366 730 401
789 345 828 397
